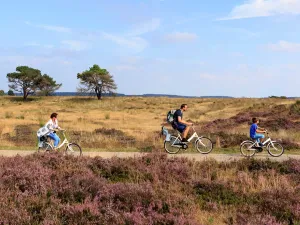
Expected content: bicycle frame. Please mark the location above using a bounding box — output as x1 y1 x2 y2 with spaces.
47 132 69 149
171 126 202 147
242 133 276 150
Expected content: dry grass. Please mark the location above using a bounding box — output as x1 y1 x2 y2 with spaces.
0 96 299 151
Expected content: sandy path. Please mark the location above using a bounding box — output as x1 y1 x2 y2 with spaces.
0 150 299 162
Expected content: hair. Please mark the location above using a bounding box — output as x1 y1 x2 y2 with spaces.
252 117 258 123
50 113 58 118
180 104 187 109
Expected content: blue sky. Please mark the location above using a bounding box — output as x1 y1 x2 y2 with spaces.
1 0 300 97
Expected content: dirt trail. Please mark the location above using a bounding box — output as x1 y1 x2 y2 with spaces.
0 150 300 162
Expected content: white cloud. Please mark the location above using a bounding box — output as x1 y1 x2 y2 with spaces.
25 21 71 33
267 40 300 52
164 32 198 42
219 0 300 20
61 40 88 51
102 33 148 53
127 18 160 36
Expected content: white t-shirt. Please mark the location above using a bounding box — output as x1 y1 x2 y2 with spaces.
45 119 59 133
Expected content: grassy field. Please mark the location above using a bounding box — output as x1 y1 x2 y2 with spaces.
0 96 299 153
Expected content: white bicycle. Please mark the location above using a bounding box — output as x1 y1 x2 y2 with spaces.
163 126 213 154
38 130 82 156
240 131 284 157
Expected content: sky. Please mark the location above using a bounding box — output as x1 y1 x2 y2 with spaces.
1 0 300 97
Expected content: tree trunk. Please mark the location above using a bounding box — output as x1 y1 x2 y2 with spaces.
95 87 102 100
23 88 28 101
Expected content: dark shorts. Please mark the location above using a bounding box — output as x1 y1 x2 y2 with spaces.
172 122 186 133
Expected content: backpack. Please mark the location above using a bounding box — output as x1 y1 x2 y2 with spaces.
167 110 177 124
37 126 50 138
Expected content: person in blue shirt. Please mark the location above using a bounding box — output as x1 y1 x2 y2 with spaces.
172 104 193 143
250 117 266 146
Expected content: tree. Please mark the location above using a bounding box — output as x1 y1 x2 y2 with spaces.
7 90 14 96
77 64 117 100
7 66 42 100
37 74 62 96
0 90 4 96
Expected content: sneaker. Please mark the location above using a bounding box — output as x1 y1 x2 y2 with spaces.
181 138 188 143
259 143 264 147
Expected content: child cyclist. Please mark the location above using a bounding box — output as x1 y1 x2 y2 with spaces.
250 117 266 147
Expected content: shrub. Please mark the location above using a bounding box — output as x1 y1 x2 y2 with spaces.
7 90 14 96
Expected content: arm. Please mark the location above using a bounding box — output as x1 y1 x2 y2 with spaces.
54 120 63 130
256 128 266 134
178 116 193 126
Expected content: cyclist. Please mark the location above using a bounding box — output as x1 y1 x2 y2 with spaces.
172 104 193 143
45 113 64 150
250 117 266 147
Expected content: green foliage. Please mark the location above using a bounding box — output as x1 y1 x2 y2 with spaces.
7 90 14 96
7 66 42 100
269 96 288 99
195 182 243 206
6 66 60 100
36 74 62 96
77 64 117 100
0 90 5 96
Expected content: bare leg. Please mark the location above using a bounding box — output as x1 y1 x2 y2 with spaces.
182 126 190 139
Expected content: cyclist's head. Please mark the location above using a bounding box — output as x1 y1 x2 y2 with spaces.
252 117 259 124
50 113 58 119
181 104 188 111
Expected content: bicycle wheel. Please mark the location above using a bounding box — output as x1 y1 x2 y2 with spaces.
240 141 256 157
267 141 284 157
38 142 53 153
195 137 213 154
164 136 181 154
65 143 82 156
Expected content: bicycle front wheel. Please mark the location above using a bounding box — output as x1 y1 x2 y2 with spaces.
38 142 53 153
65 143 82 156
195 137 213 154
267 141 284 157
240 141 256 157
164 136 181 154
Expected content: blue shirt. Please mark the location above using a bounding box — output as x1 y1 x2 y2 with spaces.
173 109 183 123
250 123 258 138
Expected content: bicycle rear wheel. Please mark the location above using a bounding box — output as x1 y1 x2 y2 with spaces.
65 143 82 156
164 136 181 154
38 142 53 153
267 141 284 157
240 141 256 157
195 137 213 154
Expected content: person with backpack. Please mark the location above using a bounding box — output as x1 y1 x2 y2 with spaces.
45 113 64 150
171 104 193 143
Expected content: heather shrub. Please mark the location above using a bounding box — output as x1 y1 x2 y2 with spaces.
1 153 300 224
195 182 243 206
290 100 300 116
